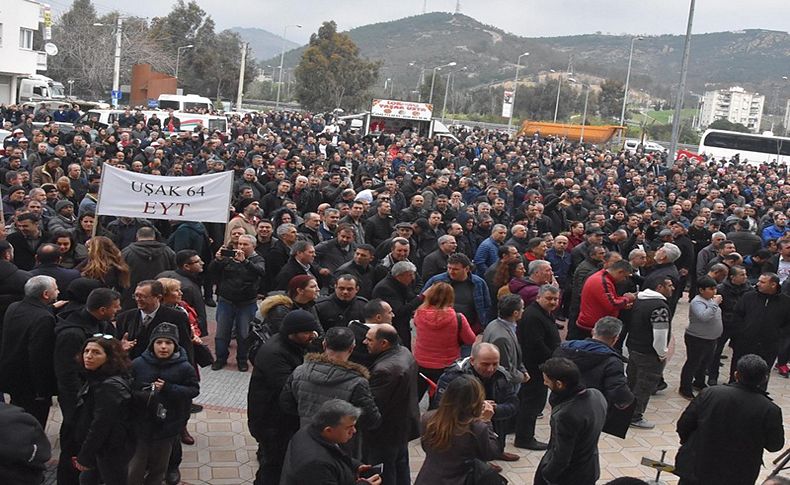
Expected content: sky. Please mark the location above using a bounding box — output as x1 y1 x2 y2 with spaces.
52 0 790 43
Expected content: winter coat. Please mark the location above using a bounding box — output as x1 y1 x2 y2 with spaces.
315 239 355 274
0 260 31 323
315 294 367 331
115 305 194 363
716 280 749 335
68 372 133 468
333 260 375 299
210 252 267 303
509 277 541 307
121 240 176 308
570 258 603 317
364 345 420 447
413 307 476 369
675 383 784 485
0 297 57 398
247 333 307 439
473 236 500 276
53 309 115 420
372 274 421 347
482 317 525 386
280 353 381 430
280 425 362 485
732 289 790 356
364 214 395 248
519 301 562 375
273 257 318 293
415 413 502 485
47 214 77 234
432 358 518 424
422 272 492 329
0 403 51 485
30 263 80 295
537 386 607 485
553 339 633 410
131 347 199 439
169 221 210 258
6 231 47 271
421 249 449 282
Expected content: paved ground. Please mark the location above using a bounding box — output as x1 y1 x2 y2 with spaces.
39 298 790 484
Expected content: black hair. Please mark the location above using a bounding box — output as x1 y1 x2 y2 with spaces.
86 287 121 311
696 276 717 290
736 354 769 387
324 326 355 351
176 249 199 267
498 294 524 318
539 357 581 388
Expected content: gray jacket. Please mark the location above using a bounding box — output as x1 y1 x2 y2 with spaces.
279 353 381 430
686 295 723 341
482 317 526 386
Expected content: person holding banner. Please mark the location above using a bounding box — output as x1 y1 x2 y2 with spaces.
209 234 266 372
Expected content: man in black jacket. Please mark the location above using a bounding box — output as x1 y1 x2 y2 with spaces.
280 399 381 485
0 402 51 485
0 275 58 426
121 226 176 310
315 224 357 285
29 243 80 294
7 212 48 271
209 235 265 371
516 285 562 450
421 234 457 282
730 272 790 387
274 240 319 292
157 249 208 336
53 288 120 485
334 245 376 300
248 310 320 485
371 261 421 350
711 266 750 385
315 275 367 331
0 240 32 322
534 357 607 485
364 200 395 248
675 354 784 485
553 316 635 438
362 324 420 485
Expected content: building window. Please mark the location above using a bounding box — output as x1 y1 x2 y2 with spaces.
19 27 34 50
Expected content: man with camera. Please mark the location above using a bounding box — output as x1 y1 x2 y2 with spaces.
209 234 266 372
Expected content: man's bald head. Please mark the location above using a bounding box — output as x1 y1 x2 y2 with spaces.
470 342 500 379
365 323 399 355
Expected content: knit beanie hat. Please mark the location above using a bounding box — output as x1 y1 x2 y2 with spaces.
281 310 320 335
55 199 74 213
236 197 257 213
149 322 179 347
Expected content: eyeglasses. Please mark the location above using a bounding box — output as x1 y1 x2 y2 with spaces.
92 333 114 340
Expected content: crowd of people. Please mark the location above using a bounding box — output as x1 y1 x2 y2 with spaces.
1 102 789 484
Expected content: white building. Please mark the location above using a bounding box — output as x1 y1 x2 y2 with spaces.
784 99 790 136
0 0 48 105
697 86 765 133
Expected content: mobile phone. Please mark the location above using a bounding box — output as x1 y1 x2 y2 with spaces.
360 463 384 479
220 248 236 257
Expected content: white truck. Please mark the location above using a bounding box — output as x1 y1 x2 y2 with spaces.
16 74 66 103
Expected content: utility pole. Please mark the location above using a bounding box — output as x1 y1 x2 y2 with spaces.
668 0 696 168
112 15 122 107
236 42 248 110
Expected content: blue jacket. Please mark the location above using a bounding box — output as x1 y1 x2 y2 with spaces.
131 347 199 439
762 224 789 245
422 272 491 328
474 237 500 276
545 248 573 287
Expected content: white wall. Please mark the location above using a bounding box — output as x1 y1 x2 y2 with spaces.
0 0 41 76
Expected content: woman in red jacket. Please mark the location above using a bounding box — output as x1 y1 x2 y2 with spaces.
413 282 477 400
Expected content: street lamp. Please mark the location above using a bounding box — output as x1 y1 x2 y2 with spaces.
429 61 456 105
508 52 529 134
570 78 591 143
67 79 74 97
94 16 124 107
175 44 194 81
276 24 302 109
668 0 696 168
552 69 568 123
442 66 466 121
619 36 643 142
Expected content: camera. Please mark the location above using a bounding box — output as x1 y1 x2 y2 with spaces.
220 247 236 257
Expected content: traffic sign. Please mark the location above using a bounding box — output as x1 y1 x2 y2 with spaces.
111 90 121 100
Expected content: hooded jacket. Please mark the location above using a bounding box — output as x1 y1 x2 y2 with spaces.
553 339 633 410
0 260 31 323
53 308 115 420
131 346 200 439
624 289 671 358
0 403 51 485
412 307 477 369
121 240 176 308
716 279 750 335
509 277 541 307
279 352 381 431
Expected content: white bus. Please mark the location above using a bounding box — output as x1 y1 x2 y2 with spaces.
77 110 228 135
157 94 214 113
698 129 790 165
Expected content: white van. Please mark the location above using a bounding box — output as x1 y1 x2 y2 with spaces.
157 94 214 113
77 109 228 135
623 138 666 154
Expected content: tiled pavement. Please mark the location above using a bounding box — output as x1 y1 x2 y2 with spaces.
40 298 790 484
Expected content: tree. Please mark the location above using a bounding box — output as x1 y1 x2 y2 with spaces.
598 79 625 119
294 21 380 111
708 118 751 133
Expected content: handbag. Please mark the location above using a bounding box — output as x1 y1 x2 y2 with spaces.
464 458 508 485
193 343 215 368
456 312 463 346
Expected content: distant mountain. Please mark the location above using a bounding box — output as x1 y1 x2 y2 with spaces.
231 27 300 62
256 13 790 102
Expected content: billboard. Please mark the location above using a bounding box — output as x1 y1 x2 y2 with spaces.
370 99 433 121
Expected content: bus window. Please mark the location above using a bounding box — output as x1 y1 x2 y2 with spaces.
158 100 180 111
184 102 210 112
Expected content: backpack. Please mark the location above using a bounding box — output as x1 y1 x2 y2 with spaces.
246 316 274 365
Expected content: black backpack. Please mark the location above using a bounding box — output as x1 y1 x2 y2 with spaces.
246 316 274 365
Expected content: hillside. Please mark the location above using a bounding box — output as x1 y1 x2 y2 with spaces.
243 13 789 102
230 27 299 61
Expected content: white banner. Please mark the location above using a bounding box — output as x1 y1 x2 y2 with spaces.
501 90 514 118
370 99 433 121
96 164 233 223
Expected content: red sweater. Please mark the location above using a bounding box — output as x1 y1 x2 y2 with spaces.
577 269 634 331
413 307 476 369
